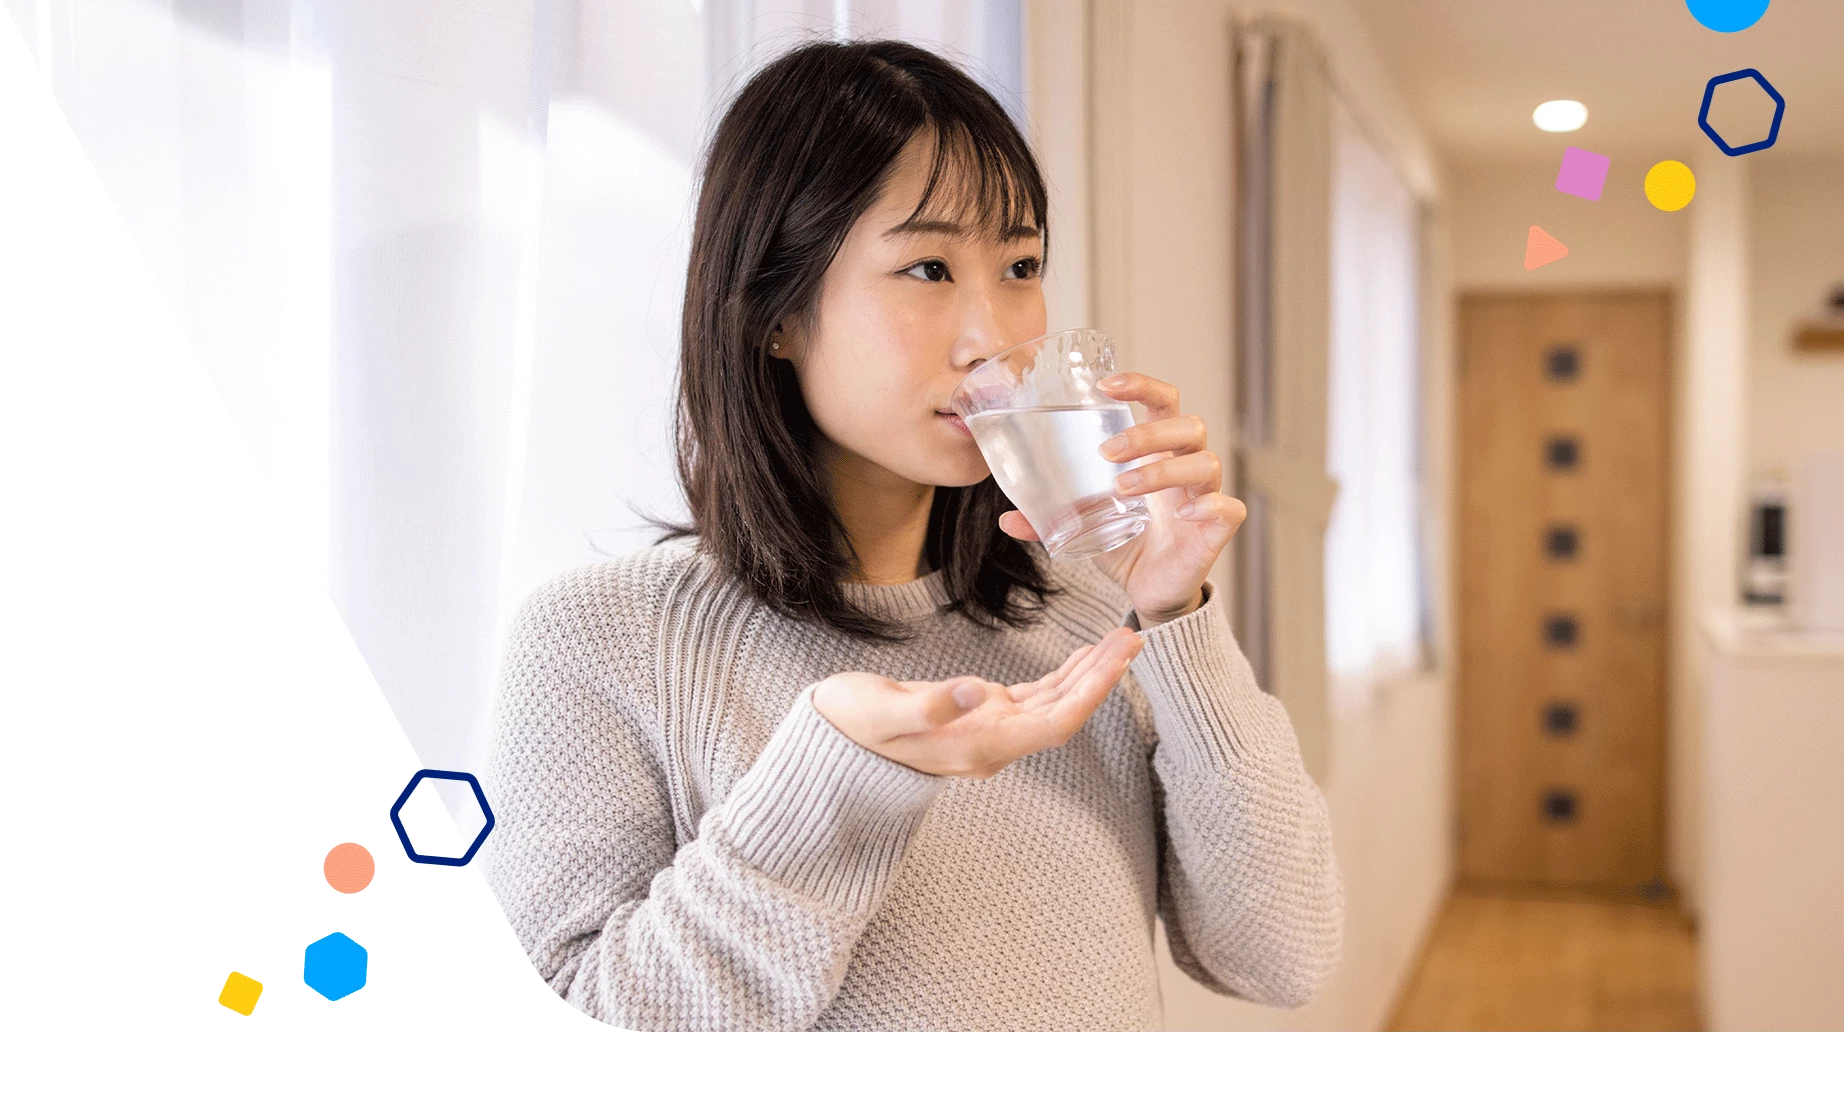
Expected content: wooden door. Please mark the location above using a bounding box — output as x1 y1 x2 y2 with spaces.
1458 291 1670 888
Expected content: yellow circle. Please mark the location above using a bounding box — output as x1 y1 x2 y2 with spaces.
1645 160 1697 212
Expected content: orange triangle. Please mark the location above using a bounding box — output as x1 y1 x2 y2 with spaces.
1525 225 1569 270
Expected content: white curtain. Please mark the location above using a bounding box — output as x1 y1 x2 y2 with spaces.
5 0 1023 780
1325 94 1424 696
1229 15 1337 782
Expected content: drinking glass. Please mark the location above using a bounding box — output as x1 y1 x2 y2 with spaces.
951 328 1151 560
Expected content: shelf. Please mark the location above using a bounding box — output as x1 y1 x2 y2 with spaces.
1703 607 1844 661
1793 324 1844 353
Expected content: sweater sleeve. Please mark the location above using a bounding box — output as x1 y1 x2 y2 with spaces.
478 578 945 1031
1124 579 1344 1008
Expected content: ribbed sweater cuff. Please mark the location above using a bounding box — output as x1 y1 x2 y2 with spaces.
1126 580 1272 773
720 683 945 917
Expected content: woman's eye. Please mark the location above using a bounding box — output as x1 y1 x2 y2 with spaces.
1010 256 1043 280
903 259 951 282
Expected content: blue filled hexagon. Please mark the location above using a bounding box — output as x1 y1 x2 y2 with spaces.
1698 68 1785 156
304 931 368 1001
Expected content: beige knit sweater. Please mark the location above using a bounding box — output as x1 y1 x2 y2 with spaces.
479 535 1342 1031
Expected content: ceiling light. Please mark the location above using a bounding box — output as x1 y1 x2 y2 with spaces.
1533 100 1588 133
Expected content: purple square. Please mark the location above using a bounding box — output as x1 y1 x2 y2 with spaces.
1555 146 1610 201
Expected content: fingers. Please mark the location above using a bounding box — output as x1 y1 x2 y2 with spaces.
1017 645 1084 697
1099 412 1208 463
1008 641 1097 702
1018 628 1139 712
871 631 1145 778
1043 641 1098 686
1115 450 1223 499
1175 491 1248 531
1096 372 1182 421
1082 627 1143 682
1041 631 1144 731
998 510 1042 542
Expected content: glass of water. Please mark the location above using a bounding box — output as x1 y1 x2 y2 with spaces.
951 328 1151 560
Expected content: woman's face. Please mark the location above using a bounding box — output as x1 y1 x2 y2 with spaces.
778 130 1047 490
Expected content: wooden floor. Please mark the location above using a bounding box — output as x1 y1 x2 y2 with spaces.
1387 886 1701 1031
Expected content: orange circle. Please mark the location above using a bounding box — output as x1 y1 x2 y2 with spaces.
323 842 375 894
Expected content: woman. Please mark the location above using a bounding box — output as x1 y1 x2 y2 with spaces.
481 38 1341 1032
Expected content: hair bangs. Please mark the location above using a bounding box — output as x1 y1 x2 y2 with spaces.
908 111 1045 246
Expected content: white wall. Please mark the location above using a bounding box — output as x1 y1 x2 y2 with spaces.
1678 153 1844 924
1021 0 1090 334
1027 0 1455 1030
1448 156 1687 290
1717 153 1844 1012
1748 156 1844 478
1671 153 1751 917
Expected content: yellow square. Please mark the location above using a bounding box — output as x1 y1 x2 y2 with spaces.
219 971 263 1016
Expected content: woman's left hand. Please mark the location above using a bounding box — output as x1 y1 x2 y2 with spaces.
998 372 1246 627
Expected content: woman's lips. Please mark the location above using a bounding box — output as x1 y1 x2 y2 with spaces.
937 411 972 437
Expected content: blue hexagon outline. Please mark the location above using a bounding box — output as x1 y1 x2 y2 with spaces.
389 768 496 866
1698 68 1786 157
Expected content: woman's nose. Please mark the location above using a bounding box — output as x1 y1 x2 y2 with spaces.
952 284 1014 370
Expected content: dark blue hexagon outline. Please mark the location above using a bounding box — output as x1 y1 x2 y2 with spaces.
389 769 496 866
1698 68 1785 157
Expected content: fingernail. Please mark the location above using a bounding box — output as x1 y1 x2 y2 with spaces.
1116 472 1141 493
1099 375 1126 387
1176 499 1199 518
951 682 985 710
1099 434 1126 458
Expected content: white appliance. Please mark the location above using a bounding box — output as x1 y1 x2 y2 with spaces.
1743 473 1788 605
1789 451 1844 633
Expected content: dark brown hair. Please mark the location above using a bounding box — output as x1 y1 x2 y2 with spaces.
642 39 1062 643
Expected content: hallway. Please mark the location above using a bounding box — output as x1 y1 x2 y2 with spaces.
1389 888 1700 1031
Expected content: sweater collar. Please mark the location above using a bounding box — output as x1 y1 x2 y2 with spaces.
839 568 952 621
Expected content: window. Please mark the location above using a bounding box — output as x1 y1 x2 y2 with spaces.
20 0 1025 781
1324 95 1426 693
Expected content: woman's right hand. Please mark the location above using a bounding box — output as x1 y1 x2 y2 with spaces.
809 627 1145 779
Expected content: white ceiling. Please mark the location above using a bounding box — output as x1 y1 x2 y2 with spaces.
1349 0 1844 165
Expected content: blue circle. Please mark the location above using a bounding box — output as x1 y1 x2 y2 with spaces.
1686 0 1770 32
304 932 368 1001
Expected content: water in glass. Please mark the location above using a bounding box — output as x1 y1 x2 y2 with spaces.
966 402 1149 559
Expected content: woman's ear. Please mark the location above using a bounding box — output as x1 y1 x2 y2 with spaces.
770 320 805 364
